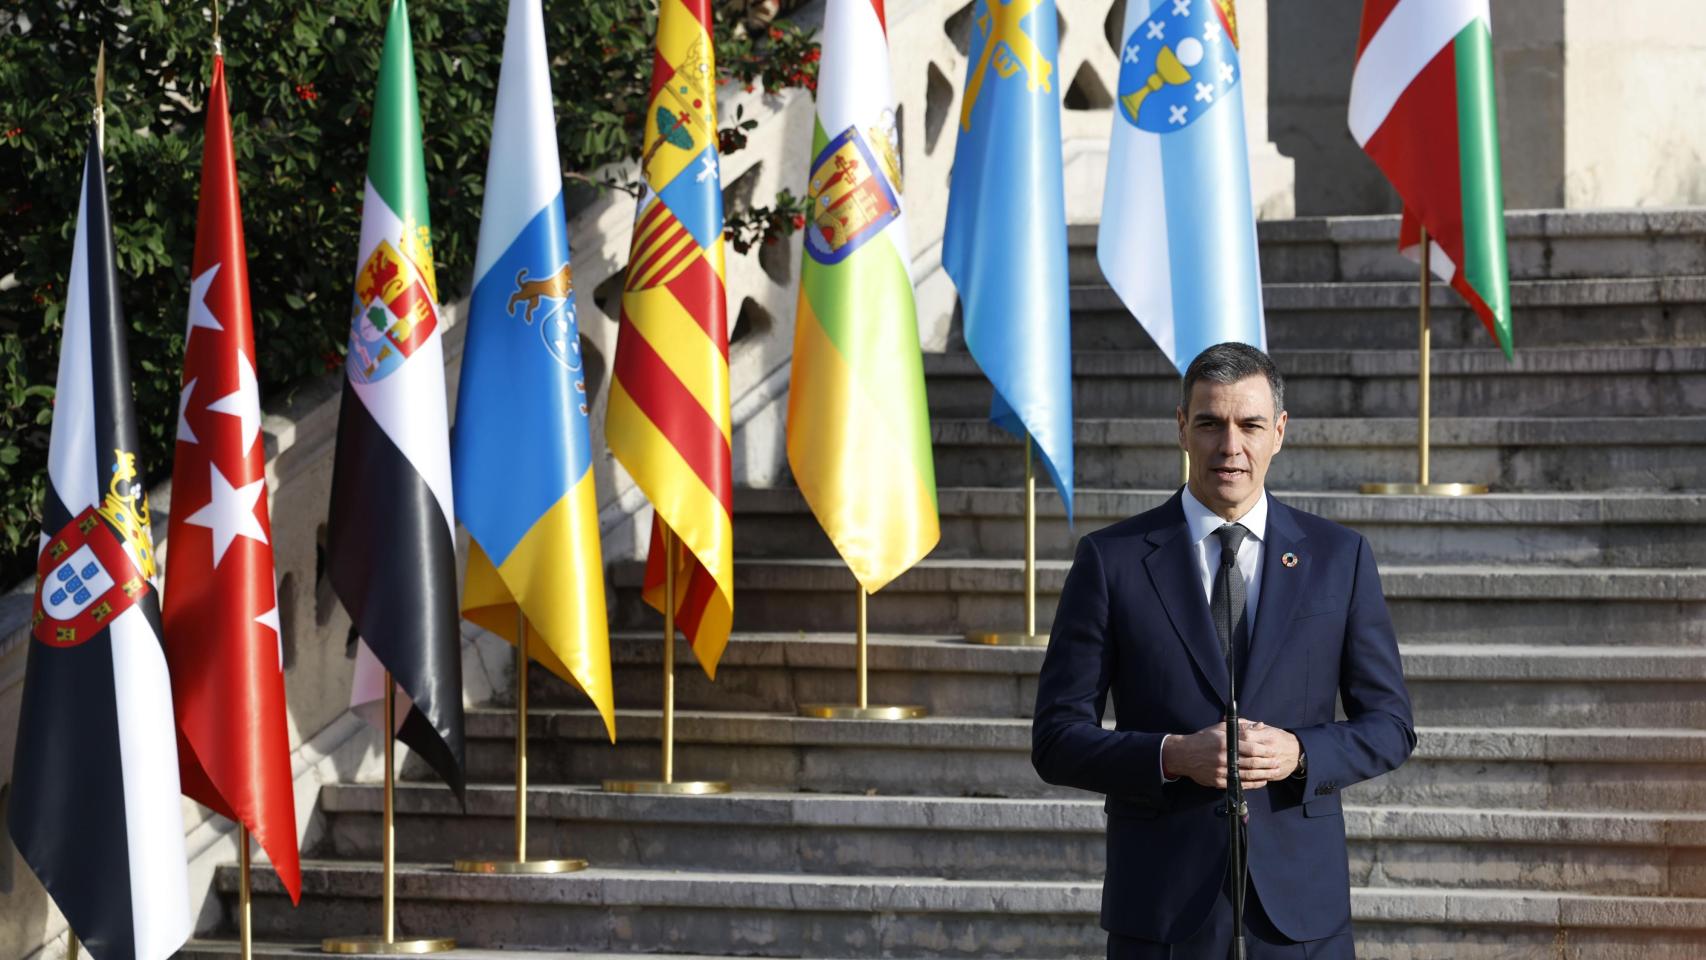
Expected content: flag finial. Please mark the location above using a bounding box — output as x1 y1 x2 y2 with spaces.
94 41 106 148
213 0 223 56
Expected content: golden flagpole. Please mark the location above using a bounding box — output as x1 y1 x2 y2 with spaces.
238 828 251 960
799 586 926 719
606 527 730 793
967 434 1047 646
455 611 587 873
1180 377 1190 486
1362 225 1489 497
67 935 79 960
323 674 454 954
200 12 261 957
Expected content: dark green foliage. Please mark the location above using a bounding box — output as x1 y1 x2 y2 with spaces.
0 1 816 585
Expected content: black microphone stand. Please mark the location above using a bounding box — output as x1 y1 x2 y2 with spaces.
1224 608 1249 960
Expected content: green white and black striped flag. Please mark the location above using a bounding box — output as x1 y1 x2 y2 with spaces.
327 0 465 798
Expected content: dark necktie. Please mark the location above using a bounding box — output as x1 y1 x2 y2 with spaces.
1212 523 1251 687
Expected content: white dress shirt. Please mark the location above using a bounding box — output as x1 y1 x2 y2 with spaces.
1181 483 1267 625
1159 485 1269 782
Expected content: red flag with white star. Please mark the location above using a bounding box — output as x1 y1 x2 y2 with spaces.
162 53 301 903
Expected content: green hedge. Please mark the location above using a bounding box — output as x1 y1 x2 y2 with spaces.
0 1 814 587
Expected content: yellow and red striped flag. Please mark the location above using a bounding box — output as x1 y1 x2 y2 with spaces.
606 0 734 676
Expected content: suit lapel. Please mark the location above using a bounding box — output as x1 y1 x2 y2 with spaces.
1243 494 1309 699
1142 494 1227 706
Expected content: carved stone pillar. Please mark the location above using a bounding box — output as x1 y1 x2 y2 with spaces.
1233 0 1296 219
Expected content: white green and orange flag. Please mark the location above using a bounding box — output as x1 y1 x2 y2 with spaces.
1349 0 1513 357
607 0 734 676
786 0 938 592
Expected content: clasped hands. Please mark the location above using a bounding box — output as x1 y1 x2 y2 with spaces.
1161 719 1300 789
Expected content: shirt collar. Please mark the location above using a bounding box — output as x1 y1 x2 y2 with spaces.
1180 484 1269 546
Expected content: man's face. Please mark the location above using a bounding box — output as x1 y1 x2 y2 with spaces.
1176 374 1287 519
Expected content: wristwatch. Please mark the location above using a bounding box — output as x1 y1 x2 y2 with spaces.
1291 742 1308 780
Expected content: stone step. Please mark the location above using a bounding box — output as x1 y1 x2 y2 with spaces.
610 559 1706 648
319 784 1706 898
732 487 1706 568
545 635 1706 729
182 948 768 960
225 860 1106 957
446 711 1706 812
1065 279 1706 351
1069 210 1706 285
927 416 1706 491
215 862 1706 958
921 347 1706 419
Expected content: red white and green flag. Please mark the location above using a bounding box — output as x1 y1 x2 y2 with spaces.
1348 0 1513 357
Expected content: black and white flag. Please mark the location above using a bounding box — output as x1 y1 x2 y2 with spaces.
7 122 193 960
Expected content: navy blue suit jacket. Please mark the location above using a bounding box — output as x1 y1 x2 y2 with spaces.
1032 490 1416 943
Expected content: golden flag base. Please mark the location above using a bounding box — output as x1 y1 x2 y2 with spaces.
322 676 454 956
451 856 587 874
798 704 927 720
963 631 1049 647
1360 481 1489 496
453 616 591 875
959 436 1044 650
798 588 928 721
599 530 734 796
321 938 456 955
602 777 730 795
1362 225 1491 501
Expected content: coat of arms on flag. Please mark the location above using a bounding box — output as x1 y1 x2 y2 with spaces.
1117 0 1240 131
32 508 149 647
350 231 440 383
506 261 584 375
804 126 901 265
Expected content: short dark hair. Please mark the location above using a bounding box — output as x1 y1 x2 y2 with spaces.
1181 342 1285 416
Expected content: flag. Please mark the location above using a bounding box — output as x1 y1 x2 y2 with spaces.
606 0 734 676
8 116 193 960
326 0 465 796
162 51 301 902
943 0 1074 519
1349 0 1512 356
453 0 614 737
786 0 938 592
1097 0 1265 374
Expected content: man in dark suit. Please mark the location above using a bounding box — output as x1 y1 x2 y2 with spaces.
1032 342 1416 959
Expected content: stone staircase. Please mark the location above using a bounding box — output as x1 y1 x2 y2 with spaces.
201 210 1706 959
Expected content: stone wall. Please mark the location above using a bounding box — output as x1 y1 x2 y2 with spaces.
1560 0 1706 207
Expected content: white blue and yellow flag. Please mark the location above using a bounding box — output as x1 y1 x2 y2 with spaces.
452 0 614 737
1098 0 1265 372
943 0 1074 519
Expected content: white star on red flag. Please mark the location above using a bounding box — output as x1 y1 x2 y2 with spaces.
177 377 199 445
204 348 263 453
183 461 269 566
160 51 302 905
188 265 224 334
